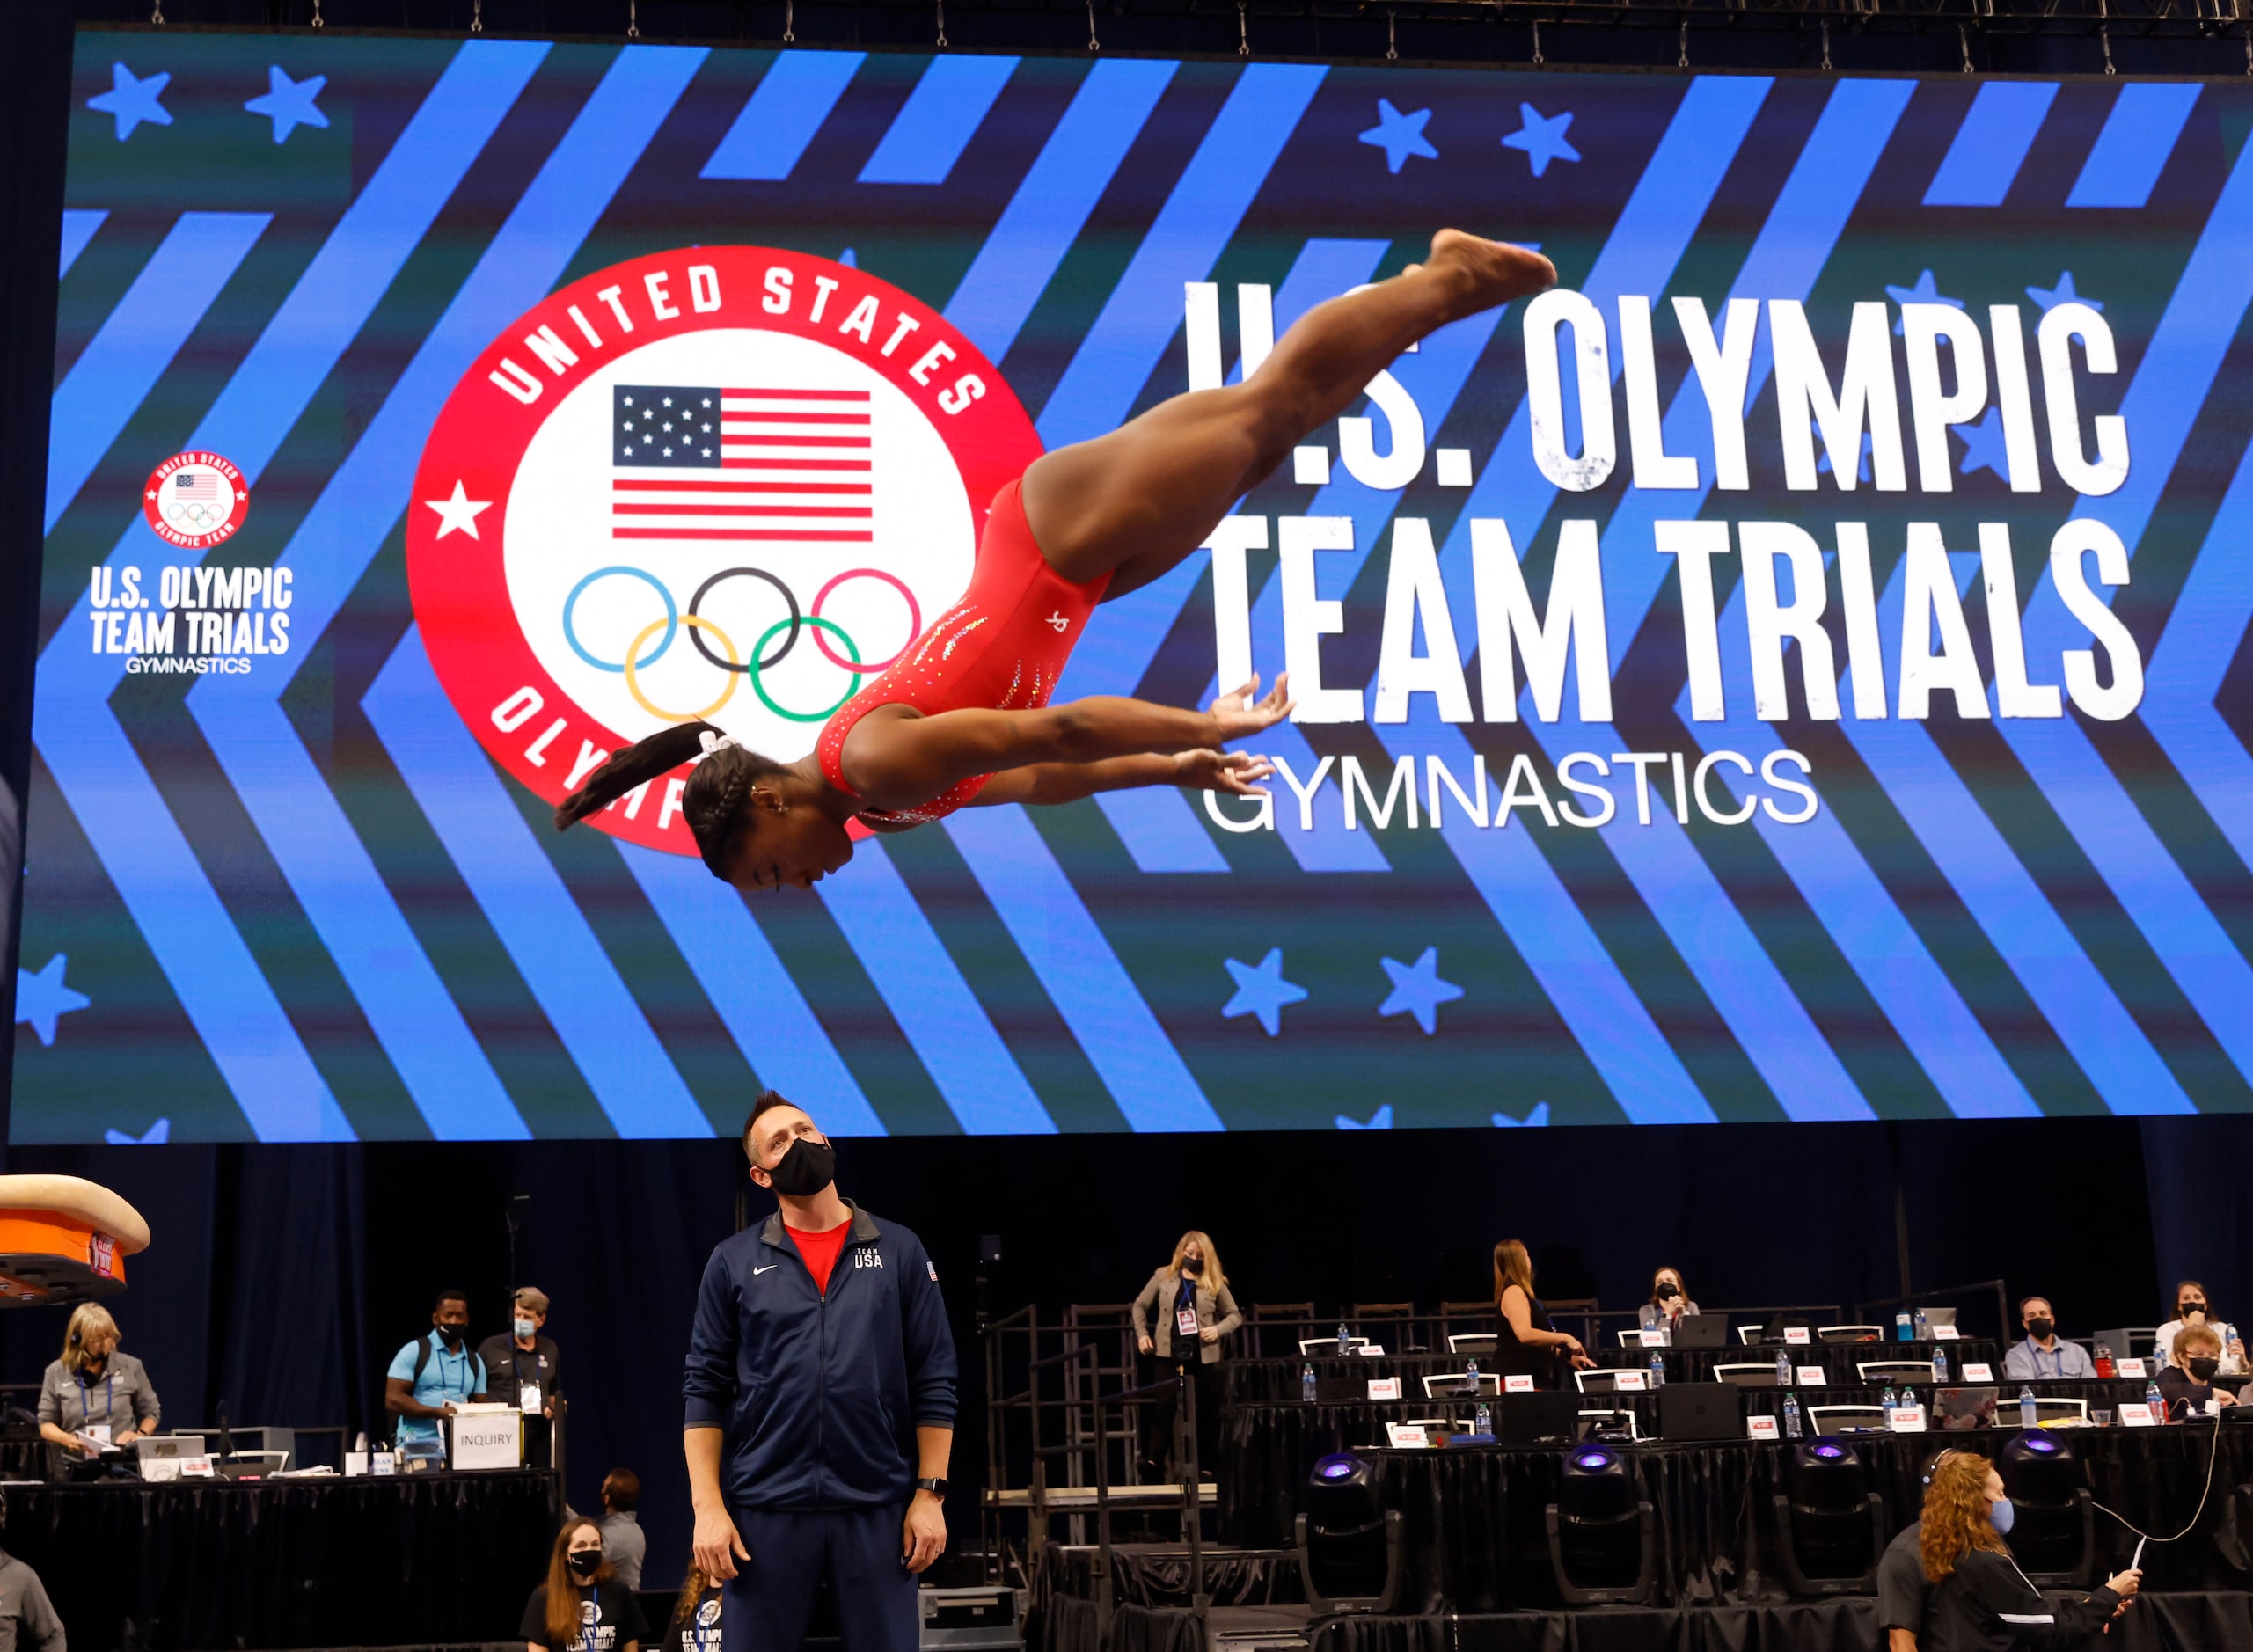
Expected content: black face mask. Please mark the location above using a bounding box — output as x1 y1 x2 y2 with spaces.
2025 1318 2055 1341
1183 1255 1204 1276
765 1136 836 1198
1655 1283 1681 1303
2181 1302 2207 1319
2190 1356 2221 1383
567 1549 603 1581
436 1323 465 1349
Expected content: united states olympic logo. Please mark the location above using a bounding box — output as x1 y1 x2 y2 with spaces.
408 247 1042 856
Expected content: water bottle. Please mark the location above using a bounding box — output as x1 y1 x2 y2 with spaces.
1474 1400 1492 1436
1650 1350 1666 1389
2146 1377 2166 1422
1881 1383 1897 1416
1783 1391 1803 1439
1932 1347 1949 1383
2019 1385 2037 1429
1896 1312 1914 1343
1302 1363 1317 1404
1337 1321 1351 1356
1466 1355 1480 1391
1775 1347 1792 1385
1913 1307 1930 1341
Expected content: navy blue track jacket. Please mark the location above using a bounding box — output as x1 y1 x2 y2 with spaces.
683 1201 957 1510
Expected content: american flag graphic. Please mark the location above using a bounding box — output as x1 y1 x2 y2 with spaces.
611 384 872 544
173 471 222 501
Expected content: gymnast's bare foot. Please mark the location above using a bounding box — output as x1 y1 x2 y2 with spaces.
1408 229 1557 319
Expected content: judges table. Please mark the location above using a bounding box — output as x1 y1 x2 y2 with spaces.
1228 1423 2253 1612
0 1469 560 1650
1225 1342 2004 1403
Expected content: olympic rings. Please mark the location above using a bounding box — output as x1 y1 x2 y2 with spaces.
567 567 677 673
689 567 801 675
750 617 863 722
811 569 921 674
625 614 741 723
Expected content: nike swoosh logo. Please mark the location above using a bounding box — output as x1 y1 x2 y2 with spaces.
752 1265 779 1276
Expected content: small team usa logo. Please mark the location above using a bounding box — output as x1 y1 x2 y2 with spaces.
142 450 249 549
407 246 1042 857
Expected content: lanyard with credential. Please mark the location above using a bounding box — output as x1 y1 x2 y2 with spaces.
431 1336 471 1403
78 1371 114 1429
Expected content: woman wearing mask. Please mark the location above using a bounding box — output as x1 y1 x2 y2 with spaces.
522 1517 647 1652
2156 1324 2238 1417
2154 1281 2247 1375
1492 1239 1594 1390
1130 1232 1241 1480
1918 1452 2137 1649
38 1303 159 1459
1637 1267 1701 1334
661 1560 723 1652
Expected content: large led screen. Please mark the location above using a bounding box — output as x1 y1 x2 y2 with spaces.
19 32 2253 1139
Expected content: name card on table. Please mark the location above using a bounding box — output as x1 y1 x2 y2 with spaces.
1963 1363 1994 1383
1640 1330 1669 1348
1504 1374 1536 1393
180 1455 216 1478
2118 1358 2149 1378
1367 1378 1402 1400
1797 1366 1828 1386
1746 1415 1780 1440
372 1451 397 1476
1784 1327 1812 1346
1357 1345 1386 1358
1614 1370 1649 1392
2119 1403 2157 1428
1385 1423 1430 1449
1889 1405 1927 1433
1933 1325 1960 1340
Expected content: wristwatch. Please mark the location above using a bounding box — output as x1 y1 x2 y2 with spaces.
915 1477 949 1496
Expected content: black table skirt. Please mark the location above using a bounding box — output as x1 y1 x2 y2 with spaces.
1229 1343 2006 1403
1309 1593 2253 1652
1319 1427 2253 1612
0 1470 560 1649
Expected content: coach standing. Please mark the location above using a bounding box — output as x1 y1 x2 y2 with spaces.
684 1093 957 1652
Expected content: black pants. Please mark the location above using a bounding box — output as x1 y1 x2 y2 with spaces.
1147 1357 1224 1481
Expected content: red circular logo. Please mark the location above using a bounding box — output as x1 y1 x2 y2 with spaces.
408 246 1042 857
143 450 249 549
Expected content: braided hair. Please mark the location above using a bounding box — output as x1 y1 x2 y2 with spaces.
552 721 787 879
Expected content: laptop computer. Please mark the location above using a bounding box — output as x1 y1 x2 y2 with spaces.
1932 1386 2000 1432
1923 1307 1959 1331
1657 1382 1745 1443
1671 1315 1730 1349
1496 1390 1580 1445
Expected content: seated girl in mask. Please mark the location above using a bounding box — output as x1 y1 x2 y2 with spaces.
1638 1267 1700 1334
2157 1323 2240 1418
522 1517 647 1652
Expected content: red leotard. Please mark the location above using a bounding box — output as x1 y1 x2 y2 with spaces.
816 479 1108 828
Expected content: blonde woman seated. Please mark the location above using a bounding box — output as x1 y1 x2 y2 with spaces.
39 1303 159 1457
1130 1232 1242 1480
1917 1452 2137 1649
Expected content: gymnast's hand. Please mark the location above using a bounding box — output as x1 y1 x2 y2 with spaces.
1175 749 1276 796
1209 674 1294 741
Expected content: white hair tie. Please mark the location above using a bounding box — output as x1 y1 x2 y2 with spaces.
697 731 741 763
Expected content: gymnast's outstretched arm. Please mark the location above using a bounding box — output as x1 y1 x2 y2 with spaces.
971 748 1277 808
838 675 1291 812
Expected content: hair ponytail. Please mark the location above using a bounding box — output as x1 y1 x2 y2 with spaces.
553 723 717 830
554 722 788 879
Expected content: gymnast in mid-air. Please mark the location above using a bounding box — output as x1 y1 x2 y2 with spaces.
556 230 1556 889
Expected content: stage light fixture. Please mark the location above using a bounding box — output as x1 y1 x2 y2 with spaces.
2000 1432 2094 1587
1546 1444 1654 1604
1771 1436 1884 1595
1295 1453 1401 1613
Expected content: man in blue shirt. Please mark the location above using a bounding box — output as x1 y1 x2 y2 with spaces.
2002 1296 2097 1381
684 1093 957 1652
384 1289 488 1449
